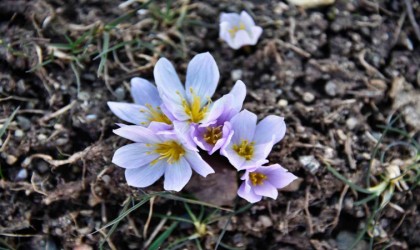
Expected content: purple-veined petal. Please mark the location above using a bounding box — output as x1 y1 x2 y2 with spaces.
253 181 278 199
184 151 215 177
237 180 262 203
112 143 158 169
185 52 219 107
220 12 241 24
250 26 263 45
173 121 197 151
259 164 298 189
229 80 247 112
113 125 161 144
209 122 233 155
240 11 256 27
254 115 286 145
163 157 192 191
154 57 185 96
230 109 257 142
233 30 252 49
130 77 161 107
148 121 173 132
107 102 149 125
201 93 234 124
124 161 165 188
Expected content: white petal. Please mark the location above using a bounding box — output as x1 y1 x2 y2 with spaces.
113 125 160 144
184 151 215 177
230 110 257 143
253 182 278 199
250 26 263 45
233 30 252 49
254 115 286 145
108 102 149 125
163 157 192 191
221 145 246 170
130 77 161 107
240 11 256 27
124 161 165 188
185 52 219 107
112 143 157 169
154 57 185 97
220 12 241 24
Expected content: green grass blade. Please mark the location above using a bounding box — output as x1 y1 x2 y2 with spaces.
353 194 378 206
0 106 20 138
97 31 110 77
161 194 232 212
326 164 373 194
70 62 81 94
149 221 179 250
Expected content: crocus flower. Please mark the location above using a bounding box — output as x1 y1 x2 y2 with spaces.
108 77 172 128
238 164 297 203
221 110 286 170
219 11 263 49
112 125 214 191
191 80 246 154
153 52 219 124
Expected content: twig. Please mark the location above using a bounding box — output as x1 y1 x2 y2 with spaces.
304 186 314 235
358 49 386 79
39 100 76 124
330 185 349 231
143 211 171 249
404 0 420 41
143 196 156 238
275 39 311 58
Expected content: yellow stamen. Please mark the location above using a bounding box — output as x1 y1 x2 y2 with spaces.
180 89 210 123
249 172 267 186
229 23 246 38
142 104 172 125
203 125 223 145
232 140 254 160
151 140 185 165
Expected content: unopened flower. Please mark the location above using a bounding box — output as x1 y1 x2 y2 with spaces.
221 110 286 170
112 125 214 191
153 52 219 124
238 164 297 203
192 80 246 154
108 78 172 128
219 11 263 49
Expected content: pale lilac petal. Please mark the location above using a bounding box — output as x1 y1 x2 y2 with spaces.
107 102 149 125
173 121 197 151
192 125 213 152
160 97 190 122
233 30 252 49
124 161 165 188
163 157 192 191
229 80 246 109
184 151 215 177
221 145 246 170
253 181 278 199
201 94 233 124
250 26 263 45
154 57 184 96
209 122 233 155
230 110 257 143
185 52 219 106
113 125 160 144
240 11 255 27
220 12 241 24
112 143 158 169
219 22 236 49
238 181 262 203
254 115 286 145
259 164 297 189
130 77 161 107
148 121 173 132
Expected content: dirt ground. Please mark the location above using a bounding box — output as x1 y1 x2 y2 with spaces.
0 0 419 249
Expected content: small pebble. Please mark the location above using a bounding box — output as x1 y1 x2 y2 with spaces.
299 155 320 174
115 87 126 101
258 215 273 228
303 92 315 103
346 117 358 130
6 154 18 165
37 134 47 141
17 116 31 131
37 161 49 173
101 175 111 185
15 168 28 181
325 81 337 96
77 91 90 101
14 129 24 138
277 99 288 107
231 69 243 81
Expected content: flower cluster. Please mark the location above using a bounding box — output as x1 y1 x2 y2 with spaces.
108 52 296 203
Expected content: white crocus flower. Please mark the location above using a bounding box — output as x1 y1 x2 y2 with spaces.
219 11 263 50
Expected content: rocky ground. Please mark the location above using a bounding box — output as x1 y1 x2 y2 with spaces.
0 0 419 249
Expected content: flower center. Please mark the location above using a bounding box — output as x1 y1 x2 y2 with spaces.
140 104 172 125
232 140 254 160
249 172 267 186
181 88 210 123
203 125 223 145
153 140 185 164
229 23 246 38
